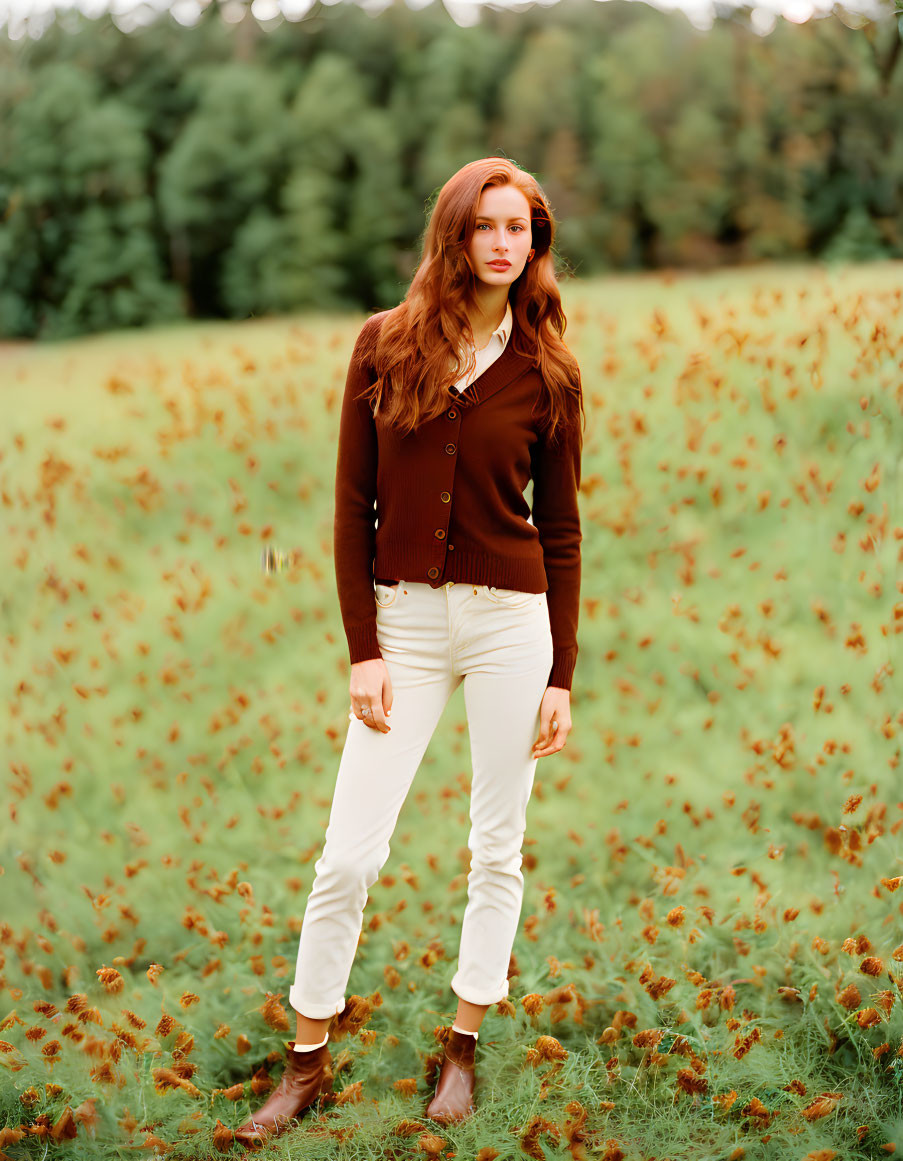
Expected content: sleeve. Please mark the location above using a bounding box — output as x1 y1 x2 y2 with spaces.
333 315 383 666
530 403 583 691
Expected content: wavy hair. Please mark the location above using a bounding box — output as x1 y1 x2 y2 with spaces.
359 157 584 448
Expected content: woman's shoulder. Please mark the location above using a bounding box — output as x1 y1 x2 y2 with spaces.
360 305 403 338
351 306 401 362
363 307 394 331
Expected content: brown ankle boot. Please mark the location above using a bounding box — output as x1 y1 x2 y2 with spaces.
425 1027 477 1125
234 1040 333 1147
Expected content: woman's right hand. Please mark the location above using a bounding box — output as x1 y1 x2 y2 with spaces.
349 658 393 732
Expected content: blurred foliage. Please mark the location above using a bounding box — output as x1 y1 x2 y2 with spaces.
0 0 901 338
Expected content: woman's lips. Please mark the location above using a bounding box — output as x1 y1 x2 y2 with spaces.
487 261 511 269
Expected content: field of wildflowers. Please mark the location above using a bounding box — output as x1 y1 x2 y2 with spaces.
2 260 901 1159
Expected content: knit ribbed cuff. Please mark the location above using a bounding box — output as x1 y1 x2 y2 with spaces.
547 647 576 692
346 620 382 666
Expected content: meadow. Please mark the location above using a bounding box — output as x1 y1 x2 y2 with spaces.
1 260 902 1160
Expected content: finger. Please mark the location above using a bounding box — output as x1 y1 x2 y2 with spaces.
350 702 380 730
533 713 554 750
355 696 389 732
533 713 558 750
368 701 390 733
533 722 567 756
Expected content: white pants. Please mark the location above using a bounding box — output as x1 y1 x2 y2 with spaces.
288 578 555 1019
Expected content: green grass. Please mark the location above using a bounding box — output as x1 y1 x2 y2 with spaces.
2 259 902 1160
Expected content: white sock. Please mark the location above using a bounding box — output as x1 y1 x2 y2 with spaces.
292 1032 329 1052
452 1023 478 1041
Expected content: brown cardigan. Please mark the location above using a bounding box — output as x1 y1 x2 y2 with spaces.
334 310 583 691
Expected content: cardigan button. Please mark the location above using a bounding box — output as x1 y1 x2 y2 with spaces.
428 567 439 579
447 409 457 420
440 491 450 503
444 443 456 454
434 528 446 540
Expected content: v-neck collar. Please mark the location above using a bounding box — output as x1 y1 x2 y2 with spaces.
450 338 534 411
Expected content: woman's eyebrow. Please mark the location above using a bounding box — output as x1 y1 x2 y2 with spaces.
475 215 529 223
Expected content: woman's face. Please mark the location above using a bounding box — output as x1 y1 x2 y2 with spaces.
464 183 534 290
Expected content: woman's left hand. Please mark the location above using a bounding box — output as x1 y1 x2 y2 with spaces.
532 686 572 758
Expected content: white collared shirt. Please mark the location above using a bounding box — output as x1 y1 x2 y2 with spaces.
451 300 513 393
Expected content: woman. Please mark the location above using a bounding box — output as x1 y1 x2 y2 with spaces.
235 156 584 1146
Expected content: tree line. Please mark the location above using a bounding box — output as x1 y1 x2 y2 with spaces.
0 0 899 339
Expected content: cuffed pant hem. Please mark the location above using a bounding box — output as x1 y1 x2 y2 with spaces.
450 973 511 1007
288 986 346 1020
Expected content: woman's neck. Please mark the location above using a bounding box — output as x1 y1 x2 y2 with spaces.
465 289 509 350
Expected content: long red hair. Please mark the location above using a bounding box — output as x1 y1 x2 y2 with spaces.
358 157 584 448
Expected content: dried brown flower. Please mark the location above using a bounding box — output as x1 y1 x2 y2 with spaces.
96 966 124 993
